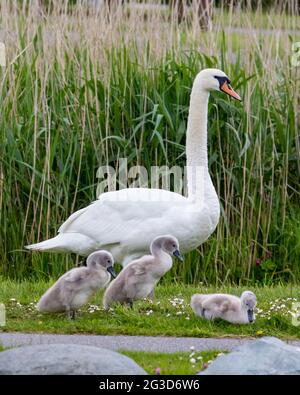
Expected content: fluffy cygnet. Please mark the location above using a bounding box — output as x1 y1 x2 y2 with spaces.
37 250 115 319
190 291 257 324
103 235 183 309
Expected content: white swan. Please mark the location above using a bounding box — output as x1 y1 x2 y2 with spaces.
26 68 241 265
190 291 257 324
103 235 183 309
37 250 115 319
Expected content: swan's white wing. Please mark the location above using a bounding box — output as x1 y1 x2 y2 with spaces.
58 188 189 247
98 188 187 203
59 188 186 234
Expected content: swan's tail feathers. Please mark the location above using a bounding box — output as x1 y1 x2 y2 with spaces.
26 236 63 252
25 233 97 255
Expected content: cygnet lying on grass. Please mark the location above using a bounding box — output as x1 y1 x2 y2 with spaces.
190 291 257 324
37 250 116 319
103 235 183 309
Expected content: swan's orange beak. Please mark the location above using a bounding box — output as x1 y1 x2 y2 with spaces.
220 81 241 101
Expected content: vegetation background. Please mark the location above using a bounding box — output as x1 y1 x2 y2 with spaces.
0 0 299 285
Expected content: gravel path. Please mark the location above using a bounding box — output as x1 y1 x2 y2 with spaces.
1 332 300 352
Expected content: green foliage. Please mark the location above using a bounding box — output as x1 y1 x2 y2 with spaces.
0 282 299 339
122 350 221 375
0 2 299 284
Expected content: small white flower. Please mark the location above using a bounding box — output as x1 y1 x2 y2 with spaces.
190 358 196 364
10 298 16 302
146 310 153 316
190 346 195 351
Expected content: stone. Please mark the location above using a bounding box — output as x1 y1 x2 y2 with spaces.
200 337 300 375
0 343 147 375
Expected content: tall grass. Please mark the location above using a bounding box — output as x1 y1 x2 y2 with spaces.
0 0 299 284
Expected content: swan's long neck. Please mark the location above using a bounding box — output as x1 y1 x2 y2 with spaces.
150 239 164 259
150 240 172 271
186 83 210 198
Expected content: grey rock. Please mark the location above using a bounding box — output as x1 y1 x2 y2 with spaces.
0 343 147 375
200 337 300 375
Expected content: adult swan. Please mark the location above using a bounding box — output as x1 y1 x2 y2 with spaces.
26 69 241 265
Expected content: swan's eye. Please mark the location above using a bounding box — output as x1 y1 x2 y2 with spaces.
173 244 176 248
214 76 231 86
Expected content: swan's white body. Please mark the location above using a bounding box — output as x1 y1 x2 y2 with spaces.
26 69 234 265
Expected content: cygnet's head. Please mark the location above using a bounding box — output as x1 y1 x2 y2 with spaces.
241 291 257 323
87 250 116 278
152 235 184 262
194 68 241 101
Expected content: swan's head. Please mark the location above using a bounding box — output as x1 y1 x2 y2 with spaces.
195 68 241 101
87 250 116 278
241 291 257 323
152 235 184 262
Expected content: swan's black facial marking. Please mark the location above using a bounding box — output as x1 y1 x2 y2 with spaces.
214 75 241 101
247 309 254 323
214 75 231 88
173 249 184 262
107 266 117 278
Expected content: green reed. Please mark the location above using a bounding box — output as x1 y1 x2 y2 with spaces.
0 1 299 284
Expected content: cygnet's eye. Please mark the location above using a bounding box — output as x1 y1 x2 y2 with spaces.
107 259 111 264
173 244 176 248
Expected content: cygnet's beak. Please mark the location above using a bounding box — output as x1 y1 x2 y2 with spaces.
173 249 184 262
220 80 241 101
247 309 254 323
107 266 117 278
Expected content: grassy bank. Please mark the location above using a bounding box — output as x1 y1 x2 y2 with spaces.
122 350 221 375
0 282 299 338
0 1 299 283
